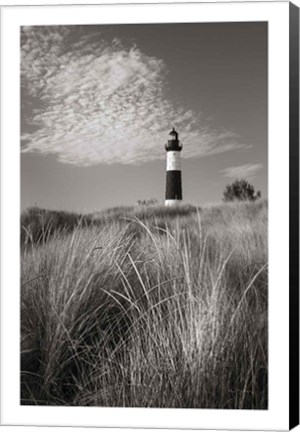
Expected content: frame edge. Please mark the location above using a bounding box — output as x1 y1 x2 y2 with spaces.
289 1 299 430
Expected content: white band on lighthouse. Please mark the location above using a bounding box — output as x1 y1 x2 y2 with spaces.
166 151 181 171
165 199 181 206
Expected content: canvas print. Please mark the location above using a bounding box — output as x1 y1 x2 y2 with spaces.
21 22 268 409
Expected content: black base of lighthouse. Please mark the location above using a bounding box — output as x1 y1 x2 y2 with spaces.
165 170 182 200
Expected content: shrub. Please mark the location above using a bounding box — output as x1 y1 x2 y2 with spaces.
223 179 261 202
136 197 159 206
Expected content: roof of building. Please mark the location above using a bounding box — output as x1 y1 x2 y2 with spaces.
169 128 178 135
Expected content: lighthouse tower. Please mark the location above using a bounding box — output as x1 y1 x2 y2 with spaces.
165 128 182 206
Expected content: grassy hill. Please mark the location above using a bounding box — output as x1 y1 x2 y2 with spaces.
21 200 268 408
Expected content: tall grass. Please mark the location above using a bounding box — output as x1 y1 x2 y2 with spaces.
21 200 268 408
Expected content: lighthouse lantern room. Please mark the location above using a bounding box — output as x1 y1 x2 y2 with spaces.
165 128 183 206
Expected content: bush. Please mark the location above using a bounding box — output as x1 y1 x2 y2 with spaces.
223 179 261 202
136 198 159 206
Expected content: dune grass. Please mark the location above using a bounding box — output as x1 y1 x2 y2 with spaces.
21 200 268 408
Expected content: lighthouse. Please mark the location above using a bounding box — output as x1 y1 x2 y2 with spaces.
165 128 182 206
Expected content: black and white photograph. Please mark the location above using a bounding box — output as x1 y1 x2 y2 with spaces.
20 20 269 409
0 0 298 428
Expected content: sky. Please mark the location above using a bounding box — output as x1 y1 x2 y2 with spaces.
21 22 267 212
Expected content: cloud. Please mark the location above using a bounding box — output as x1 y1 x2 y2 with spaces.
221 164 263 180
21 26 243 166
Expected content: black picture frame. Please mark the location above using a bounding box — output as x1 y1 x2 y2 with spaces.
289 2 299 430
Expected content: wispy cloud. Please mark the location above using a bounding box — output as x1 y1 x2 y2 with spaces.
21 26 243 166
221 163 263 180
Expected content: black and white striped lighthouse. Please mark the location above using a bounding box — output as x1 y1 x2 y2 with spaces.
165 128 182 206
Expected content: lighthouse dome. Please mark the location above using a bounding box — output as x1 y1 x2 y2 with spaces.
169 128 178 140
165 128 182 152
